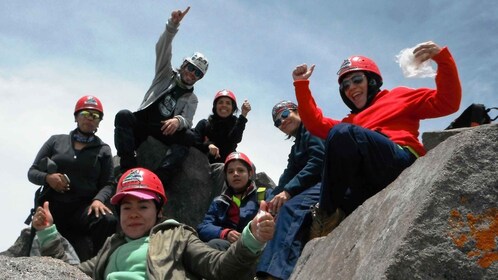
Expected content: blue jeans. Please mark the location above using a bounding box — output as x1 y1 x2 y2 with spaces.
320 123 416 215
256 184 321 279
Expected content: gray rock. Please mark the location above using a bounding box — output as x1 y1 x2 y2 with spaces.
422 125 474 151
291 124 498 279
0 255 91 280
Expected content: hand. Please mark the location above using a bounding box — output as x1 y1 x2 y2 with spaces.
170 6 190 25
269 191 291 215
292 64 315 81
250 201 275 243
226 230 241 243
46 173 70 193
413 41 441 63
208 144 220 159
241 99 251 117
33 201 53 231
87 200 114 218
161 118 180 135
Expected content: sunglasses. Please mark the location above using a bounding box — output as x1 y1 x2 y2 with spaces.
186 63 203 78
274 109 290 127
340 74 365 92
79 110 101 120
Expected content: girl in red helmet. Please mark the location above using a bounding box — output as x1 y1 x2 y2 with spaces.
292 41 462 238
32 167 275 279
193 89 251 164
27 95 117 261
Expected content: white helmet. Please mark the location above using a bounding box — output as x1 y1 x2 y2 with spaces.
184 52 209 75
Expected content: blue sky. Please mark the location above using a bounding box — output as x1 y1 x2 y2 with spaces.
1 1 497 251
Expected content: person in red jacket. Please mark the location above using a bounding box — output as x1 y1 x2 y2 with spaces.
292 41 462 239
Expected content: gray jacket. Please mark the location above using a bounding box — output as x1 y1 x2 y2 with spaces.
138 19 198 130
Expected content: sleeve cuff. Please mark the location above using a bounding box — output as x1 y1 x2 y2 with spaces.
241 222 266 254
36 224 58 248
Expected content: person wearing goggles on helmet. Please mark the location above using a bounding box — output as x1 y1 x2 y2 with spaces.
193 89 251 164
255 101 325 280
114 6 209 183
292 41 462 239
27 95 117 261
32 168 275 279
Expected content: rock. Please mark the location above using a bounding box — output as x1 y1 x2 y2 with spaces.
0 255 91 280
291 124 498 279
422 125 475 151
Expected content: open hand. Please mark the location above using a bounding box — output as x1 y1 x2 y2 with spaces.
88 200 114 218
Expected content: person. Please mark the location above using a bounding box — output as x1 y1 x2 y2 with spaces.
27 95 117 261
114 6 208 182
193 89 251 164
292 41 462 239
255 101 325 280
32 167 275 280
197 152 269 253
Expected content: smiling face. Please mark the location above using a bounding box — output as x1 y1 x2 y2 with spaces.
341 71 368 110
180 63 203 85
120 196 159 239
225 160 252 192
277 109 301 136
215 97 234 118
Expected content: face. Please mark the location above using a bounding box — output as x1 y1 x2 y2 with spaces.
75 110 101 133
215 97 234 118
340 71 368 110
120 196 159 239
180 63 203 85
275 109 301 136
225 160 252 192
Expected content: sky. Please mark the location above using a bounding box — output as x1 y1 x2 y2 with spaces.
1 1 497 252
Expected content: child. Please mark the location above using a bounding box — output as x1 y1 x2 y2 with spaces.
197 152 268 251
32 167 275 279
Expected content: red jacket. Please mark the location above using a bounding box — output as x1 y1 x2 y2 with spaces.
294 47 461 157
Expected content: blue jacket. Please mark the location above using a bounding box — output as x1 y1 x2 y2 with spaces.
270 123 325 198
197 183 268 242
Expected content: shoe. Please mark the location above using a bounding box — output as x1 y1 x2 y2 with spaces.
309 205 345 239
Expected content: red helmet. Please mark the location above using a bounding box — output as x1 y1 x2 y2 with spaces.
111 168 167 206
214 89 237 104
224 152 253 172
74 95 104 117
337 55 382 84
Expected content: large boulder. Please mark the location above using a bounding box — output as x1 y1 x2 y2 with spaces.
291 124 498 279
0 255 91 280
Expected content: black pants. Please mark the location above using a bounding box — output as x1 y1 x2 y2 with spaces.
114 109 194 170
48 198 117 261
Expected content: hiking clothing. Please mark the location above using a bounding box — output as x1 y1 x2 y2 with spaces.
27 129 117 260
269 123 325 198
193 114 247 164
256 124 324 280
114 18 197 170
319 123 416 215
257 184 321 280
295 47 461 157
37 219 264 280
294 46 461 216
197 182 265 242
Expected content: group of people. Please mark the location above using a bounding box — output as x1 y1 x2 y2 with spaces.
27 5 462 280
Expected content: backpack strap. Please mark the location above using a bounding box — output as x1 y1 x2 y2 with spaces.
486 107 498 122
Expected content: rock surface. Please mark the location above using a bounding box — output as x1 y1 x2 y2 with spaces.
291 123 498 279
